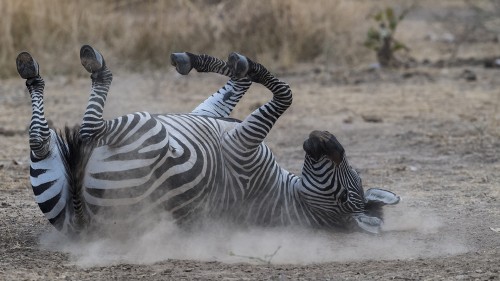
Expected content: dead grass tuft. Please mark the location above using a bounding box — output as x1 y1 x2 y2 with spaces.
0 0 375 78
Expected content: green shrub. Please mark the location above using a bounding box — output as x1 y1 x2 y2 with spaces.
364 7 410 67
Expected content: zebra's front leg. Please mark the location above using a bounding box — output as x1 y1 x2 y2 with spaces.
16 52 51 159
226 53 293 149
79 45 112 142
171 52 251 118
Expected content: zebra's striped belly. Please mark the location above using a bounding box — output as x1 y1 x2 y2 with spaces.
83 114 235 223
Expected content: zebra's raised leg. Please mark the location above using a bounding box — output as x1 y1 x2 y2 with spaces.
16 52 51 159
171 52 251 118
17 52 73 233
79 45 113 142
225 53 293 149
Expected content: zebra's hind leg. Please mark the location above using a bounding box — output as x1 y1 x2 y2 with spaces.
225 53 292 150
16 52 51 159
171 52 251 118
79 45 112 142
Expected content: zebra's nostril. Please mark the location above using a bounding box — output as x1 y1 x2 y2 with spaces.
303 138 321 160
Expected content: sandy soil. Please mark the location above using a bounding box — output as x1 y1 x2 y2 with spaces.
1 60 499 280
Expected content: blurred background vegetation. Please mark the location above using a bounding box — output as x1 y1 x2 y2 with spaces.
1 0 499 78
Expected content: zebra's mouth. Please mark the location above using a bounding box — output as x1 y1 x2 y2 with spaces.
303 130 345 164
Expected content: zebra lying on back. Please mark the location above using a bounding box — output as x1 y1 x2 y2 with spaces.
17 45 400 236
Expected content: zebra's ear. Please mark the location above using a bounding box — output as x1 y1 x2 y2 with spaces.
353 213 382 234
365 188 400 205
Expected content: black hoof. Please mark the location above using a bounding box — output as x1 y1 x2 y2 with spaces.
170 53 192 75
227 52 249 79
80 45 105 73
16 52 39 79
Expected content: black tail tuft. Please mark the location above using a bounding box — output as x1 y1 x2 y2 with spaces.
56 126 95 232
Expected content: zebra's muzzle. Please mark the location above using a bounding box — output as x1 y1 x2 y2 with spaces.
303 130 345 164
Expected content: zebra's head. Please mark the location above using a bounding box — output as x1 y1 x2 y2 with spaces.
302 130 400 233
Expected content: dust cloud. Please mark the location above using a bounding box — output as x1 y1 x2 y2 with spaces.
39 203 468 267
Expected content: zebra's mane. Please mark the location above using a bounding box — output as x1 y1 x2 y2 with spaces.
56 126 95 230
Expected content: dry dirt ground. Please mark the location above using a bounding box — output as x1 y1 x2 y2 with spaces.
1 62 499 280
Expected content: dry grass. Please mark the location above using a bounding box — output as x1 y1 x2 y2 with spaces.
0 0 377 78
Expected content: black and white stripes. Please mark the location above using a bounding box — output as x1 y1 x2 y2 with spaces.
27 77 51 159
79 45 113 142
17 46 400 236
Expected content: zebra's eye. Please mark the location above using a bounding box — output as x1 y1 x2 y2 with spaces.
340 190 348 202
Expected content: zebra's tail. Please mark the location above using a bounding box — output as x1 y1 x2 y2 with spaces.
57 126 95 233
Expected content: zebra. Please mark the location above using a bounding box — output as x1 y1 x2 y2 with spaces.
16 45 400 236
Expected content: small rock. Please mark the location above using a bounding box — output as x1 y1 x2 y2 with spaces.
12 160 22 166
361 115 383 123
402 72 413 79
461 69 477 81
343 116 353 124
490 227 500 233
484 58 500 68
394 166 406 172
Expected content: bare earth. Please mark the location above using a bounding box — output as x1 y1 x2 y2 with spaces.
1 63 499 280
